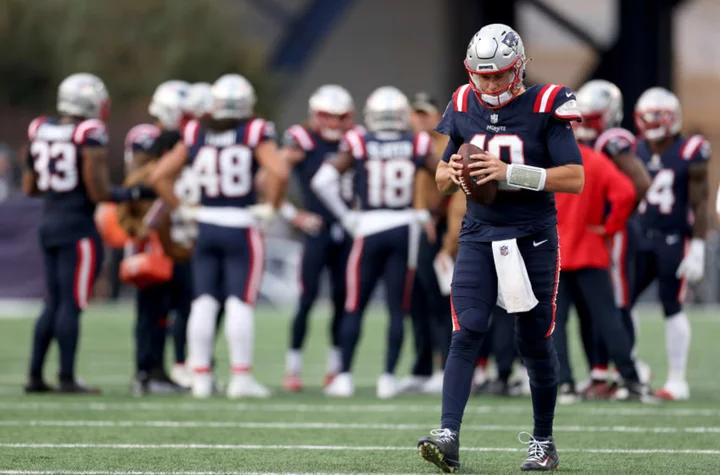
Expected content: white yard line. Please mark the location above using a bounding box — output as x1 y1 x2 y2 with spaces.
0 443 719 455
2 419 720 434
0 401 719 417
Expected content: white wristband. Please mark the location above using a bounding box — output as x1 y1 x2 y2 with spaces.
506 164 547 191
279 202 298 221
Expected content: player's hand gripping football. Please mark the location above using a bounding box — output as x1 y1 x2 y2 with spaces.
446 154 464 186
468 151 507 185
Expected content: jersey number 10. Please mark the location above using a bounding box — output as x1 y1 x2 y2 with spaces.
470 134 524 191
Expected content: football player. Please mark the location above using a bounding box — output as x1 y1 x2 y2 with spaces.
415 25 584 472
632 87 710 401
151 74 289 398
23 73 154 393
280 85 356 392
574 80 652 396
122 80 192 395
311 86 438 399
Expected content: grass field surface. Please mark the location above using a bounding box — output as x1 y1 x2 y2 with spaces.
1 302 719 474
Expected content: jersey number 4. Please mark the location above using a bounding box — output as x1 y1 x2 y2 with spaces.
193 145 253 198
470 134 524 191
639 169 675 215
30 141 78 192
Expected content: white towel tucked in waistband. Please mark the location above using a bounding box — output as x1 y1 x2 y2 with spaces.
491 239 538 313
196 206 258 228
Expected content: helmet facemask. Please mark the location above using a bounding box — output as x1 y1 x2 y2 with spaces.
466 57 524 110
634 109 675 142
311 111 353 141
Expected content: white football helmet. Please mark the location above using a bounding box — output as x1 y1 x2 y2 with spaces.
574 80 624 141
309 84 354 141
210 74 256 120
464 24 526 109
185 82 213 120
57 73 110 120
364 86 410 132
148 80 189 130
634 87 682 141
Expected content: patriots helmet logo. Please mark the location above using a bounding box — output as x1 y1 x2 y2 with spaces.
502 31 520 51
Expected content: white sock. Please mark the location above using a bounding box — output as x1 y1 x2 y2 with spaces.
327 346 341 374
225 296 254 374
665 311 691 382
187 295 220 372
286 349 302 374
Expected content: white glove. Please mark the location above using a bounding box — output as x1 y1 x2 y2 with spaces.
248 203 277 224
175 204 198 222
675 238 705 283
340 211 360 236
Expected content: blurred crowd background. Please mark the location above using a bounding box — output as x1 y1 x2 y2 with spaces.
1 0 719 306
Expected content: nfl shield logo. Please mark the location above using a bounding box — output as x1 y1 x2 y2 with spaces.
500 245 509 256
490 113 499 124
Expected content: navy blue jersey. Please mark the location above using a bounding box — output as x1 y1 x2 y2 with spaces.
637 135 710 236
341 129 431 211
283 124 354 223
124 123 160 165
184 118 275 208
27 116 107 246
436 84 582 241
585 127 637 159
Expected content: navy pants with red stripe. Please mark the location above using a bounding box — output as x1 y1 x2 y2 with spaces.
442 226 560 438
29 234 103 382
290 224 351 351
193 223 264 304
340 225 411 375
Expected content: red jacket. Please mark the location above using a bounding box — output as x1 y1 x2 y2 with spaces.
556 143 636 271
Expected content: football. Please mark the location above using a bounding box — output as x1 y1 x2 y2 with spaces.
457 143 498 205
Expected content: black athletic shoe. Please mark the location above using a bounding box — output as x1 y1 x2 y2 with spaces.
519 432 559 471
57 379 101 395
131 372 150 397
147 368 189 394
24 377 55 394
417 429 460 473
615 380 660 404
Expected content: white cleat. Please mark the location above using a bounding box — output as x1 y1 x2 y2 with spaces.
191 372 213 399
421 371 444 395
324 372 355 397
654 380 690 401
376 373 399 399
227 374 272 399
396 375 429 394
171 363 193 389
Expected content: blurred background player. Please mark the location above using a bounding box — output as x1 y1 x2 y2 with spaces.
574 80 652 396
632 87 710 401
416 25 584 472
311 86 438 399
400 91 453 395
120 79 192 395
554 141 650 403
280 85 356 392
151 74 289 398
23 73 153 393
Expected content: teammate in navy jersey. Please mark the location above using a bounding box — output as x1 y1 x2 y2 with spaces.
280 85 356 392
311 86 438 399
22 73 155 394
415 25 584 473
572 80 653 398
632 87 710 401
151 74 289 399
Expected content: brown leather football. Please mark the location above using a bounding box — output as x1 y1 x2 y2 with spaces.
457 143 498 205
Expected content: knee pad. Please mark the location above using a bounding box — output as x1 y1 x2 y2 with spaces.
451 325 484 350
191 294 220 318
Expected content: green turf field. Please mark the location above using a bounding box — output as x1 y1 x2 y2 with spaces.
0 302 719 474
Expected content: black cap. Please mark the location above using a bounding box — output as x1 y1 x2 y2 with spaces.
411 91 439 114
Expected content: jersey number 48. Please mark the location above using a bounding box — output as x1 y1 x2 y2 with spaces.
192 145 253 198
